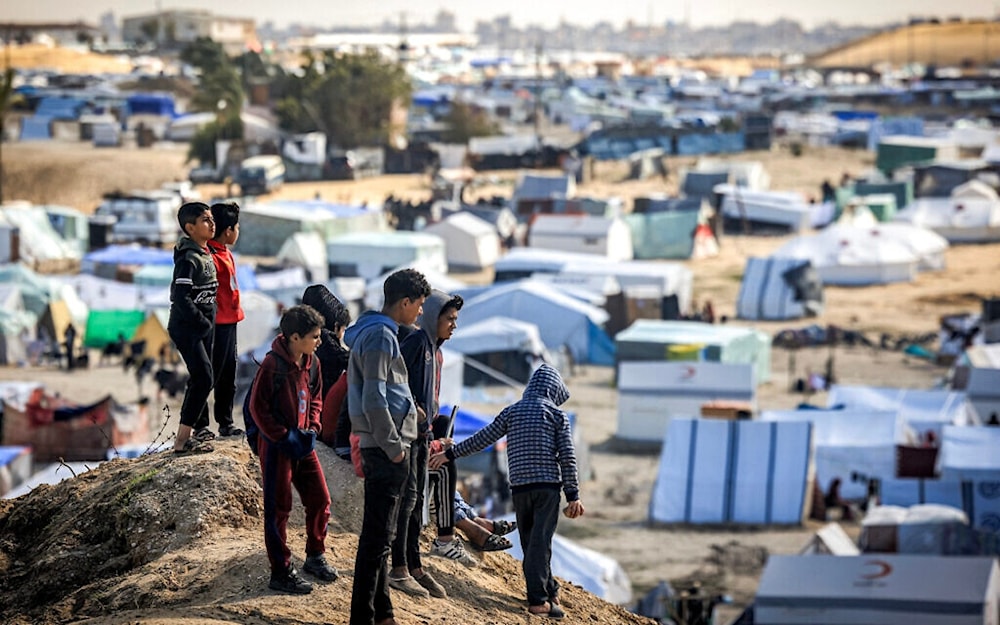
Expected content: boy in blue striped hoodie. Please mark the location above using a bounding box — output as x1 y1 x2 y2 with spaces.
430 363 585 619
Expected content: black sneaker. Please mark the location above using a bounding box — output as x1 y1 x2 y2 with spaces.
269 567 314 594
218 424 245 437
303 553 339 582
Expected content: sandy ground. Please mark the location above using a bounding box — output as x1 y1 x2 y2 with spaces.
2 140 999 623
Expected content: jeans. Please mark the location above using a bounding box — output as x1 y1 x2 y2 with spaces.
512 486 561 606
350 447 409 625
391 439 426 572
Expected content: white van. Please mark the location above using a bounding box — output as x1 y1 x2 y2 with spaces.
95 191 182 246
238 155 285 195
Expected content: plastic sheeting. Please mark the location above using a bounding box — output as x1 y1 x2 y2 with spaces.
737 257 822 320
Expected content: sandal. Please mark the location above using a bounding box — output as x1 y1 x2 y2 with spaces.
492 519 517 536
193 427 217 442
478 533 512 552
174 438 214 455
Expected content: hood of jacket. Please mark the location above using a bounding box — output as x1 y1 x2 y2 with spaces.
522 363 570 407
416 289 452 345
269 332 313 372
344 310 397 349
174 234 208 260
302 284 347 332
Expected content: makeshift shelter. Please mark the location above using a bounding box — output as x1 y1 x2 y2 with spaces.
458 280 615 365
511 173 575 218
625 209 717 260
80 244 173 282
939 425 1000 481
689 158 770 191
737 257 823 320
754 554 1000 625
277 231 329 282
894 195 1000 243
43 205 90 256
715 185 812 233
615 320 771 383
618 361 756 442
423 211 501 271
960 343 1000 422
528 215 634 262
2 388 149 462
65 273 165 312
444 316 548 384
235 201 385 256
3 461 96 499
762 409 904 500
650 418 813 524
827 384 975 437
327 231 447 281
799 523 860 555
0 284 31 365
506 529 632 605
84 310 145 349
238 290 279 356
0 203 81 272
130 309 170 359
363 261 465 311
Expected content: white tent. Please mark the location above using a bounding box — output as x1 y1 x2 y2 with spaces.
363 261 466 311
423 211 501 271
237 290 279 356
650 418 813 524
715 184 811 232
755 555 1000 625
962 343 1000 422
277 231 328 283
528 214 634 261
618 361 756 442
894 195 1000 243
328 231 447 281
445 316 546 357
827 384 975 436
736 257 822 320
438 346 463 409
458 280 613 365
939 425 1000 481
0 203 82 269
798 523 860 555
761 409 905 499
64 273 166 312
506 527 632 605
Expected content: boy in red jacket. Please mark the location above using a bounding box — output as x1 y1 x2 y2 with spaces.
249 304 339 594
196 201 245 439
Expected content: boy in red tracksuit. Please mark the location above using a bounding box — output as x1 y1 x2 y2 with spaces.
196 201 245 438
249 304 339 594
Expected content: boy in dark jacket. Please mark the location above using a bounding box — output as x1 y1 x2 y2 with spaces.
249 304 339 594
195 201 244 438
346 268 430 625
430 364 584 619
169 202 218 455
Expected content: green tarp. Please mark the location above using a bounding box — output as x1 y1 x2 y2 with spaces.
84 309 145 348
625 210 700 259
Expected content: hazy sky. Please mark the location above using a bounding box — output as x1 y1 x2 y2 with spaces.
2 0 996 31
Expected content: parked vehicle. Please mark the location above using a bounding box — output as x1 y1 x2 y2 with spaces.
238 155 285 195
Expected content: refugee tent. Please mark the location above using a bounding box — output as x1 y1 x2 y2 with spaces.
0 203 81 271
438 347 463 410
277 231 329 282
960 343 1000 422
771 224 922 285
43 205 90 256
84 310 145 349
459 280 614 365
362 261 466 311
625 209 717 260
826 384 975 437
649 418 813 524
761 409 904 500
328 231 447 281
236 200 384 256
0 285 31 365
939 425 1000 481
506 529 633 605
459 204 519 243
798 523 860 555
130 309 170 359
894 194 1000 243
715 185 812 233
80 244 173 281
690 158 770 190
618 361 756 442
64 273 165 312
444 316 548 384
528 215 634 261
754 554 1000 625
736 257 823 320
423 211 501 271
615 320 771 383
512 172 575 210
238 290 280 356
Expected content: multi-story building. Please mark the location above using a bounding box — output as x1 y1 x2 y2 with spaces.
121 10 256 55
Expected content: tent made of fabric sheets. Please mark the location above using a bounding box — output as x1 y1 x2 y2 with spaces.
761 408 904 499
84 310 145 349
327 231 448 281
827 384 976 436
528 214 634 262
458 280 614 365
423 211 501 271
277 231 329 283
939 425 1000 481
649 417 813 525
236 200 385 256
736 256 822 320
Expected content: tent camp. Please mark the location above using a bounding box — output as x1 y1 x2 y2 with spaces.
423 211 501 271
458 280 615 365
618 361 756 442
528 215 634 262
238 290 280 356
66 273 166 312
650 418 813 524
715 185 812 233
761 409 905 499
236 200 385 256
84 309 145 349
327 231 447 281
0 203 82 272
511 173 575 217
277 231 329 283
827 384 975 436
615 320 772 383
625 209 718 260
0 285 32 365
960 343 1000 422
506 528 632 605
363 261 466 311
754 554 1000 625
130 309 170 359
894 193 1000 243
736 257 823 320
80 244 173 282
443 316 547 384
939 425 1000 481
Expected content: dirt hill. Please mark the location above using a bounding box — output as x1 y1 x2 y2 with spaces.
0 439 654 625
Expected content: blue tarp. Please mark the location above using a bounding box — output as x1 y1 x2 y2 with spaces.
587 321 615 366
676 132 744 155
126 94 177 118
82 245 173 268
236 263 258 291
438 405 497 450
19 116 52 141
0 446 28 467
36 97 86 120
258 200 370 218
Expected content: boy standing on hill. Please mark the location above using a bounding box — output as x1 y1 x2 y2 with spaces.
169 202 218 455
194 201 245 439
430 363 584 619
249 304 339 594
346 268 430 625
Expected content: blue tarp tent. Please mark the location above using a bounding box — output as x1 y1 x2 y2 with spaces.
126 94 177 118
625 210 701 259
36 97 87 119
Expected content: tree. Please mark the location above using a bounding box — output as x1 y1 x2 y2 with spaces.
187 115 244 165
0 64 24 203
179 37 229 74
179 38 244 139
441 101 500 143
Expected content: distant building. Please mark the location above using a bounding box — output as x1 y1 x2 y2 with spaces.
0 21 100 46
121 9 256 55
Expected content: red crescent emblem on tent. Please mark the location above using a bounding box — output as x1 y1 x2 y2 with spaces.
860 560 892 580
681 366 696 379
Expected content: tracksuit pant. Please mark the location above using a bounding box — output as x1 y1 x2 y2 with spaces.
512 485 562 607
171 329 213 428
427 461 457 535
259 436 331 574
195 322 237 431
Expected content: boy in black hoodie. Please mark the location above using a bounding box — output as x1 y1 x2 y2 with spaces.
169 202 219 454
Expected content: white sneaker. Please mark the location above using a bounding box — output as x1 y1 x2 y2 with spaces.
429 536 478 568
